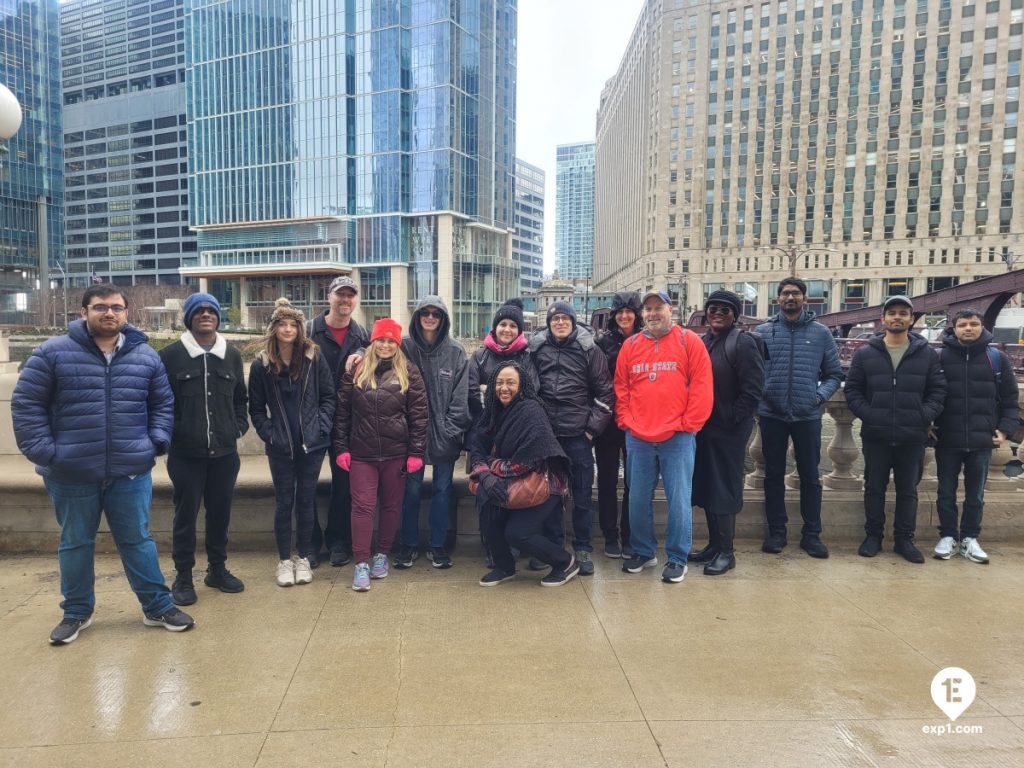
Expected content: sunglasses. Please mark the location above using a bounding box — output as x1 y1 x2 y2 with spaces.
194 306 218 316
88 303 126 314
420 310 442 319
706 305 733 316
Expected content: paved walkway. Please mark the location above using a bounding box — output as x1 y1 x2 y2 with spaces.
2 546 1022 766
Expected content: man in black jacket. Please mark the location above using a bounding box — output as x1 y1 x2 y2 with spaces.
529 301 615 575
932 309 1020 564
160 292 249 605
307 275 369 567
844 296 947 563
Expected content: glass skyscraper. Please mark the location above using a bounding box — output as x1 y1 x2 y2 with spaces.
184 0 518 335
0 0 63 325
555 141 594 281
512 158 544 295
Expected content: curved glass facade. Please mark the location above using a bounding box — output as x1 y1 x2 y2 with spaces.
186 0 517 335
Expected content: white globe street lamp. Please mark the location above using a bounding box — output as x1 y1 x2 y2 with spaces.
0 83 23 157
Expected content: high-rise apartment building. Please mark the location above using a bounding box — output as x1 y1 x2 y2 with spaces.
60 0 194 290
555 141 594 281
596 0 1023 318
1 0 62 325
513 158 544 295
183 0 518 335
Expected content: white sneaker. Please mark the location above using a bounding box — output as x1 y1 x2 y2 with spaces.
276 559 295 587
933 536 957 560
960 537 989 564
294 557 314 584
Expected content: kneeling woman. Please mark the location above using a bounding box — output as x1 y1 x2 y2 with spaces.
333 319 428 592
470 362 579 587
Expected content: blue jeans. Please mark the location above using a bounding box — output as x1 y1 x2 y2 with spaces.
626 431 695 564
400 460 455 549
935 447 991 540
43 473 173 620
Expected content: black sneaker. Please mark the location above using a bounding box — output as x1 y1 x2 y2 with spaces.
329 547 352 567
204 564 244 593
858 536 882 558
143 607 195 632
894 538 925 564
171 572 197 606
761 532 787 554
392 545 418 570
307 551 320 569
428 547 453 569
541 557 581 587
799 535 829 559
604 540 622 558
622 554 659 573
49 616 92 645
527 557 549 571
479 568 516 587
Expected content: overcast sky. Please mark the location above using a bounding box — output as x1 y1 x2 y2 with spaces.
516 0 646 274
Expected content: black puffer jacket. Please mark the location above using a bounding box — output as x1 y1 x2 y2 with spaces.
529 326 615 438
467 342 539 420
844 332 947 445
935 328 1020 451
333 358 428 461
248 346 335 457
595 291 643 378
307 312 369 387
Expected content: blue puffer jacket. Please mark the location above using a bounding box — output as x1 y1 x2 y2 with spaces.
754 309 842 421
12 320 174 482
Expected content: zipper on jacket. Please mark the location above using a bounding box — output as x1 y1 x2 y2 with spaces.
300 357 313 453
203 353 212 451
272 373 295 459
105 362 113 478
964 349 971 447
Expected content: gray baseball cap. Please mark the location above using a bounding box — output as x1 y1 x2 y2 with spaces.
329 275 358 294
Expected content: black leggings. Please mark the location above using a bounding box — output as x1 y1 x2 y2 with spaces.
267 449 325 561
485 495 573 573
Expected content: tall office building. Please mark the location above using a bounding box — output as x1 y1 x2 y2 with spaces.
60 0 194 289
183 0 518 335
555 141 594 281
513 158 544 295
595 0 1023 318
1 0 62 325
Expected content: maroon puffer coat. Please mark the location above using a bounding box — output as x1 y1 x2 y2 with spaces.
332 358 428 461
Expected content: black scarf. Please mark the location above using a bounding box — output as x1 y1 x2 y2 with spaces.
489 395 567 468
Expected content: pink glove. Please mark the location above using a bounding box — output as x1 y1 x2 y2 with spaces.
406 456 424 474
336 452 352 471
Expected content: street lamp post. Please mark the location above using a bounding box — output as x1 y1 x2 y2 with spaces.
768 245 835 277
56 260 68 328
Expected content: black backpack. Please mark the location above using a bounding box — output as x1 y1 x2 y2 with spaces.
723 326 769 369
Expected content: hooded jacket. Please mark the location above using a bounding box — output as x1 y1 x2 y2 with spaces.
844 332 947 445
596 291 644 378
402 296 472 463
12 319 173 482
935 327 1020 451
614 324 714 442
529 324 615 438
159 331 249 458
248 346 335 458
333 358 429 461
754 309 843 421
307 311 369 387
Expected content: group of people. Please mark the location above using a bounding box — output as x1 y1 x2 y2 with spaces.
11 276 1018 645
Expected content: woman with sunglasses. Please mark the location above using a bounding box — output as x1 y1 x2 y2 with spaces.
690 290 764 575
249 298 335 588
333 318 428 592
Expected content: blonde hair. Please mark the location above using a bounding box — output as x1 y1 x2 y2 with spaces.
355 339 410 393
252 298 317 380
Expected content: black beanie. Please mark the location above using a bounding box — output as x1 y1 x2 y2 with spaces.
492 298 525 334
546 300 577 329
704 289 743 318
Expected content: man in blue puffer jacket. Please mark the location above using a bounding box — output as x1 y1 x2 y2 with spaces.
754 277 842 559
12 284 194 645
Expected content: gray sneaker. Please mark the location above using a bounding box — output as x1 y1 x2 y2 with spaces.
143 607 195 632
662 561 688 583
49 616 92 645
575 550 595 575
622 554 658 574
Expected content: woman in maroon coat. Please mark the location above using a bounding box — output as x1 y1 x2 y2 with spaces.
333 318 428 592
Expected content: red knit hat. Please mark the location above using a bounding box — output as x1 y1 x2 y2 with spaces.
371 318 403 343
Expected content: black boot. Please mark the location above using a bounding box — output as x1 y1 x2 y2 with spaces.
688 511 719 562
704 514 736 575
171 570 197 606
204 563 245 593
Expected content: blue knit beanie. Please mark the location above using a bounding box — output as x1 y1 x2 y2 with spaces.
182 292 222 330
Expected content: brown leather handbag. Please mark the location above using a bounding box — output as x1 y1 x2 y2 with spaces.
469 461 552 509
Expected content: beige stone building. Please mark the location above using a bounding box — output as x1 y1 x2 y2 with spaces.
595 0 1024 320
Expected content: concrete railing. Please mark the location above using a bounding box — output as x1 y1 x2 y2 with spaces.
1 370 1022 551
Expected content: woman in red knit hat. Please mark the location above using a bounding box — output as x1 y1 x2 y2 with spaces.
332 318 429 592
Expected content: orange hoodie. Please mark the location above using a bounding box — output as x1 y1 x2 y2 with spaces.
614 325 714 442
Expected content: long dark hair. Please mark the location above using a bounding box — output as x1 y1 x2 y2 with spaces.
482 361 536 434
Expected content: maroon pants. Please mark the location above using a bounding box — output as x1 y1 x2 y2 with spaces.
349 457 406 564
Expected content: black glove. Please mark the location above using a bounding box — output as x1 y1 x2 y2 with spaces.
477 470 508 504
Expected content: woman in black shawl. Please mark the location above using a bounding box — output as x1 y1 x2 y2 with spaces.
469 362 580 587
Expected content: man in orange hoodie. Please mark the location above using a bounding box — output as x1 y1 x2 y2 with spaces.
614 289 714 583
